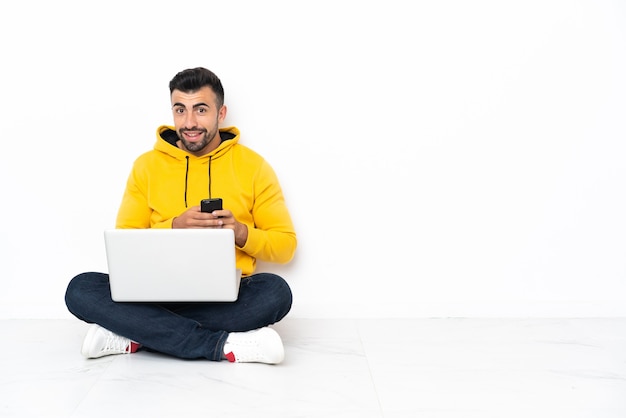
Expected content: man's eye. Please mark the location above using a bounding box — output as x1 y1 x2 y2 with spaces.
197 108 207 114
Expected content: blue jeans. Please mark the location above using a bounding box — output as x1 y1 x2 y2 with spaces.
65 272 292 361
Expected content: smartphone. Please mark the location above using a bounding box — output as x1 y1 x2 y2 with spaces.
200 198 223 213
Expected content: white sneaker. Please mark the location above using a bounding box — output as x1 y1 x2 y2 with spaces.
223 327 285 364
81 324 137 359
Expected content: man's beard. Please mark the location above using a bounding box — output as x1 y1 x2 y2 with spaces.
179 126 218 153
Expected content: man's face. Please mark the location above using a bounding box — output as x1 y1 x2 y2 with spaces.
171 86 227 156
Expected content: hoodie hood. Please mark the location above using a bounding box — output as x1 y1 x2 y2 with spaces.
152 125 241 208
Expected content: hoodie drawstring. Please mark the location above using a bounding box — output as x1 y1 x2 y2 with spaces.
183 155 213 208
184 156 189 208
208 156 213 199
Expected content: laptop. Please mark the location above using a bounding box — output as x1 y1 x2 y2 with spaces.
104 228 242 302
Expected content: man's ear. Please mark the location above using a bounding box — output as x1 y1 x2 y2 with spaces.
218 105 228 123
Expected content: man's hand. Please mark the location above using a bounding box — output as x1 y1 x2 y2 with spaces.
172 206 248 247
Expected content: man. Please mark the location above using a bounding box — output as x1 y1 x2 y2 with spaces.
65 67 297 364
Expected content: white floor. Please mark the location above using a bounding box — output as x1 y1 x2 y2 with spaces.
2 318 626 418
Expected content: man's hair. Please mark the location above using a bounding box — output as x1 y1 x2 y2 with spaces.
169 67 225 108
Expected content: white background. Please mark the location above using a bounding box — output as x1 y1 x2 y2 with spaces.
1 0 624 319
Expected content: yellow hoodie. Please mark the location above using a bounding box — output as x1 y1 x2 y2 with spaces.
116 125 297 276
